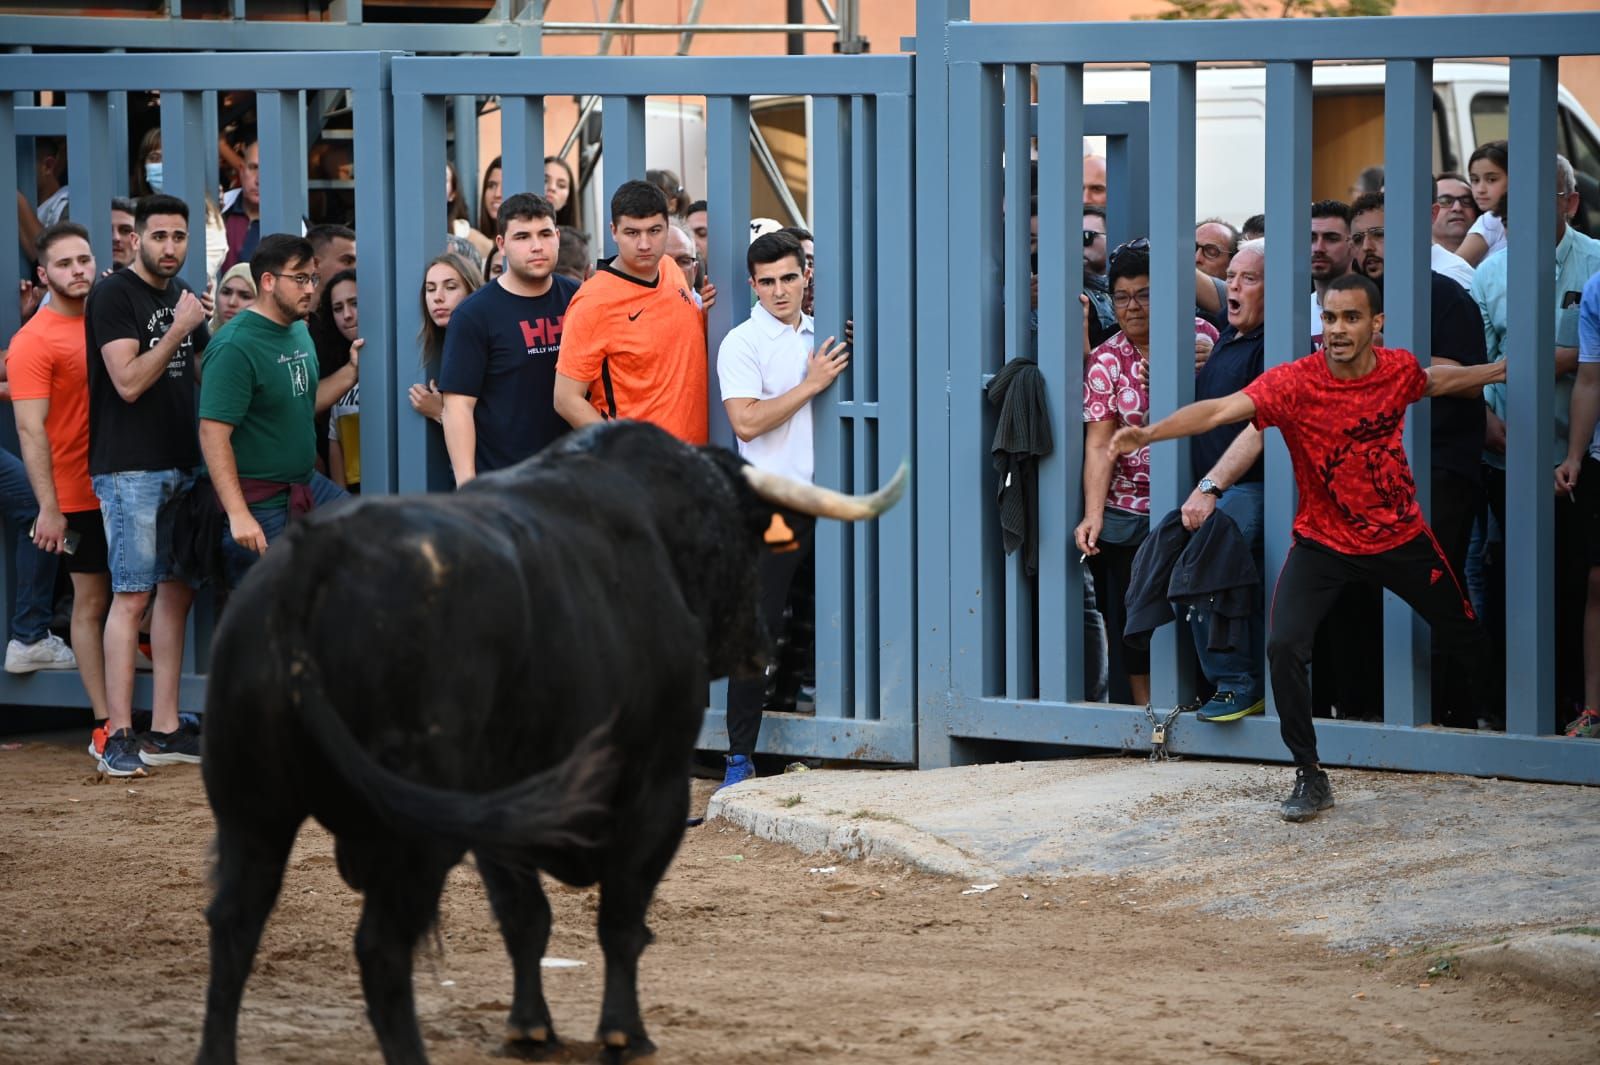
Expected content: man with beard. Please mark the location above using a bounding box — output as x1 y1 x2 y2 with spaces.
10 223 108 752
85 194 210 775
1309 199 1354 347
199 233 354 588
439 192 579 486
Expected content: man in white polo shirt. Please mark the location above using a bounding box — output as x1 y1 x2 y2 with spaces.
715 230 848 789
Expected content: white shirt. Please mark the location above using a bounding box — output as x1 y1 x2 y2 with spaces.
1467 211 1507 259
717 303 816 484
1310 291 1323 346
1431 243 1476 290
36 185 69 227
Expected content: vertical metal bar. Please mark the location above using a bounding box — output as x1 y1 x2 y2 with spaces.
1261 61 1311 721
1504 57 1558 737
851 93 880 717
1382 58 1435 727
107 49 128 199
65 92 113 275
499 95 545 202
1147 63 1198 710
346 0 364 24
0 94 17 345
1002 64 1035 700
915 0 968 764
813 94 855 719
875 89 916 732
705 94 751 451
202 91 219 202
256 90 305 239
1036 63 1086 704
391 92 448 496
1104 108 1149 255
600 95 647 256
353 63 398 494
949 60 1004 700
452 94 479 224
161 90 209 295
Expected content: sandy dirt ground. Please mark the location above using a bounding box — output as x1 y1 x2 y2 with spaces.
0 739 1596 1065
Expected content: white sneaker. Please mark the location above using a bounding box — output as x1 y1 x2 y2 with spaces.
5 634 77 674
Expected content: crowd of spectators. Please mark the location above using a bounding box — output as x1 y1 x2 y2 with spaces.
5 110 1597 793
7 125 835 790
1069 145 1600 746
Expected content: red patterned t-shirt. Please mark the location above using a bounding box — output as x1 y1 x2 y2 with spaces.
1244 347 1429 555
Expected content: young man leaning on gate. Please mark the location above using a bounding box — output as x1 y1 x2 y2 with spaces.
1110 273 1505 822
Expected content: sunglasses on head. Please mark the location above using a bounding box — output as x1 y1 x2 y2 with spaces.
1108 236 1150 271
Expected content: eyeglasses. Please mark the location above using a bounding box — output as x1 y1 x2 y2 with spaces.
269 271 320 288
672 254 698 271
1196 241 1229 261
1434 193 1475 209
1350 226 1385 247
1111 287 1151 310
1082 229 1103 248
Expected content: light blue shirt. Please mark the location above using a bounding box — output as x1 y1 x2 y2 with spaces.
1576 270 1600 460
1474 223 1600 470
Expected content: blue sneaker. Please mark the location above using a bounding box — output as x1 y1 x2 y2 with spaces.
1195 691 1265 723
718 754 755 790
97 728 148 777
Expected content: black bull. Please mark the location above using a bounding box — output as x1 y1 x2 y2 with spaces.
194 421 905 1065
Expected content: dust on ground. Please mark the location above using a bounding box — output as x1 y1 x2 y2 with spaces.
0 740 1595 1065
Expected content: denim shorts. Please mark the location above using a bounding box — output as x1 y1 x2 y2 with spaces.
91 467 199 593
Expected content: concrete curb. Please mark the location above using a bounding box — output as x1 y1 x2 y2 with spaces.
1457 931 1600 1000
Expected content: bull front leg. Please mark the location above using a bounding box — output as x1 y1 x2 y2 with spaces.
594 781 689 1062
476 855 561 1055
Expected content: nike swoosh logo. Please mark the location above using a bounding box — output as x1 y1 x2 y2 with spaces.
628 308 645 321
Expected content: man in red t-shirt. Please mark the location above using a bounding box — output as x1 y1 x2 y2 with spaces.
1111 273 1505 822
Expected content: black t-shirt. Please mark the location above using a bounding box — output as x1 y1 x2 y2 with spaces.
1193 323 1265 483
437 274 581 473
84 269 207 476
1425 271 1488 482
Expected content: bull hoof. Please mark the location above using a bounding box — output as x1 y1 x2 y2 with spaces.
598 1030 656 1063
502 1023 560 1060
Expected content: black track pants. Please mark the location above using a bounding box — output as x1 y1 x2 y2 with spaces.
1267 531 1490 766
726 512 816 758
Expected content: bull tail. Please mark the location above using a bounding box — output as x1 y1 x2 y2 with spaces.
283 651 620 864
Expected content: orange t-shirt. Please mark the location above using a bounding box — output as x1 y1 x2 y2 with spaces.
5 305 97 513
555 256 709 445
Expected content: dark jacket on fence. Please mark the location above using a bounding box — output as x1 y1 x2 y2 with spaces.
1124 507 1260 652
985 356 1053 577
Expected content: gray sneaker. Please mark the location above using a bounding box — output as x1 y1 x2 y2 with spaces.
5 634 77 674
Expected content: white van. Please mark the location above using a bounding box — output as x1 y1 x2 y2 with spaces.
1083 61 1600 233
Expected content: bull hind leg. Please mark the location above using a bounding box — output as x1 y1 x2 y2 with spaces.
353 854 455 1065
476 856 561 1056
594 782 691 1062
195 815 303 1065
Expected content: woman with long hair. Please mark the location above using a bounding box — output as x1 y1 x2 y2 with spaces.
545 154 578 228
132 127 163 198
446 161 494 264
310 269 363 489
407 252 482 424
478 155 503 239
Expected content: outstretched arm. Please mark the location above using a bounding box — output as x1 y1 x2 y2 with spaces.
1108 391 1257 458
1423 360 1506 399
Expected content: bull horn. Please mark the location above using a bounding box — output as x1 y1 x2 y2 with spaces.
741 460 909 521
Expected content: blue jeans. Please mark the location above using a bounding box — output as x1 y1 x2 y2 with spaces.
1187 480 1265 702
0 448 58 642
92 467 200 594
221 472 346 588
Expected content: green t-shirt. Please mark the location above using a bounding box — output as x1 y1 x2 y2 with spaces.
199 310 320 494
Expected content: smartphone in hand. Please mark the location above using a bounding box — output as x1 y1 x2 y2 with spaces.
27 519 80 555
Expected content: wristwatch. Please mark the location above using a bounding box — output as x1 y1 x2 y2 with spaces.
1197 478 1224 498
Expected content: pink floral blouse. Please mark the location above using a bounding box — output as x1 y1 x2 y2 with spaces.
1082 320 1220 513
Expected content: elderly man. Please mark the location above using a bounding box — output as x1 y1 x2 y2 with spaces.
1195 219 1237 281
1429 173 1477 289
1083 153 1108 207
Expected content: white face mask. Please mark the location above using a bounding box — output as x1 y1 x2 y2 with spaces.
144 162 163 191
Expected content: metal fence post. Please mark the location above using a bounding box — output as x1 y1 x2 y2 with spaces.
161 89 211 295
